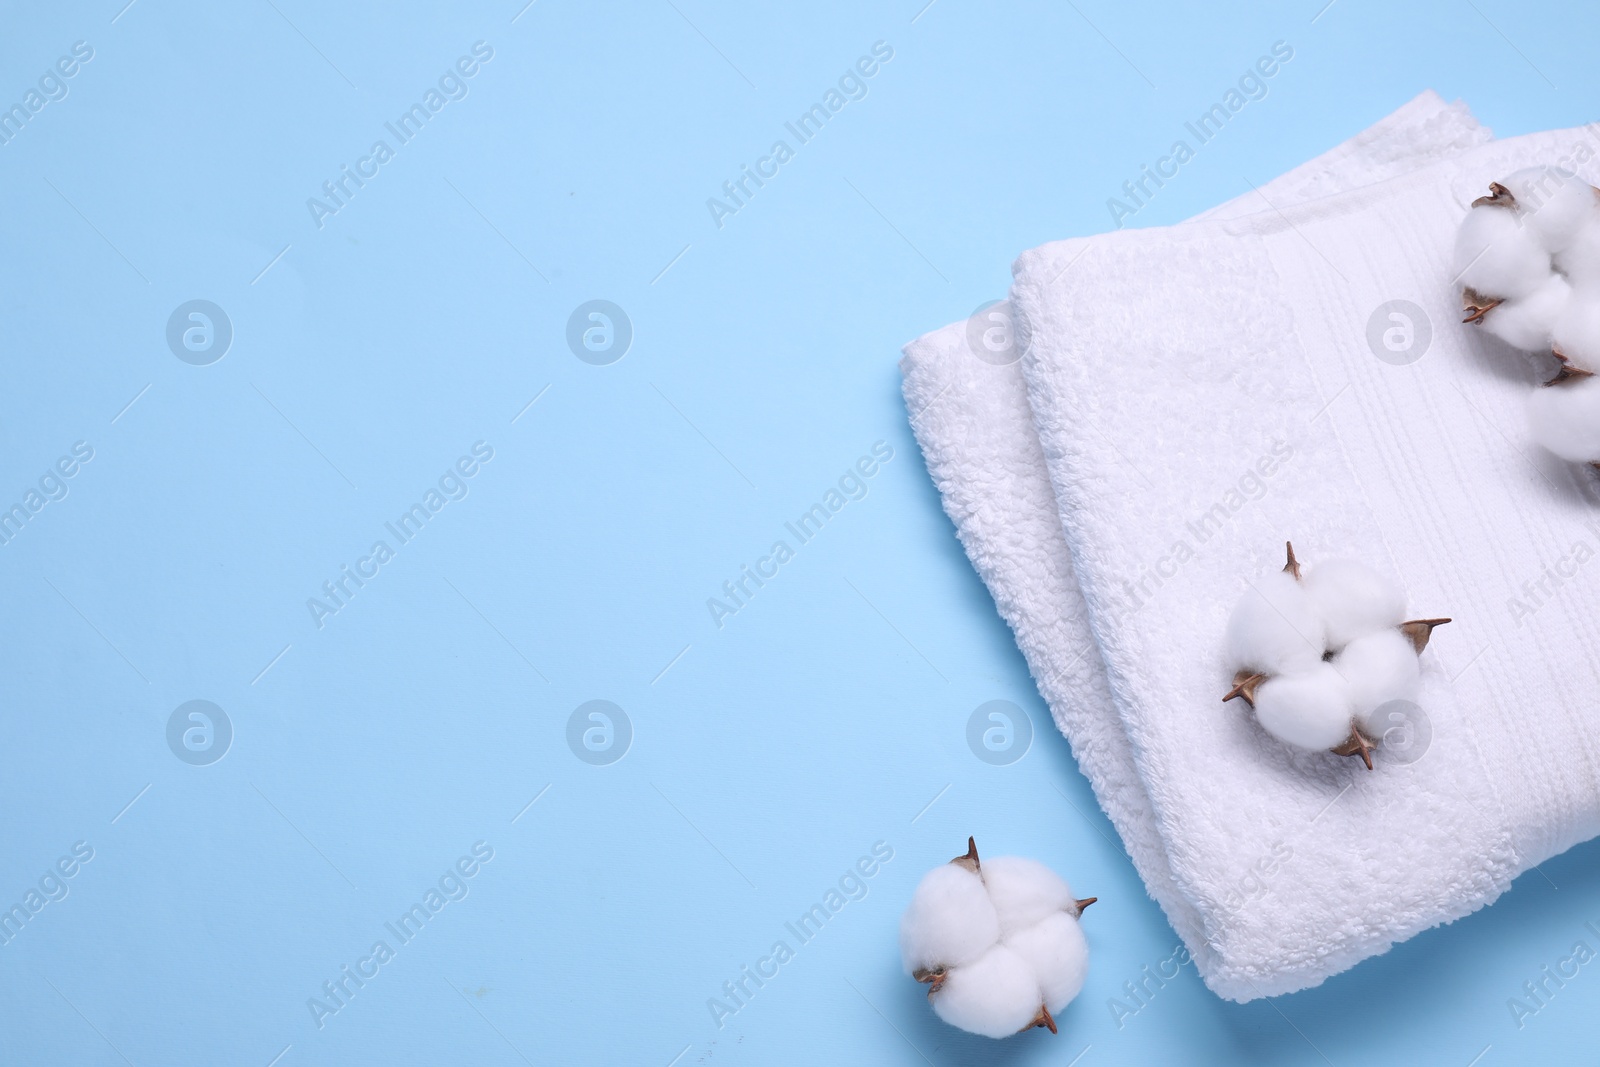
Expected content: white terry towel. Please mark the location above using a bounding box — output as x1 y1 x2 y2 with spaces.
1011 120 1600 999
901 92 1499 999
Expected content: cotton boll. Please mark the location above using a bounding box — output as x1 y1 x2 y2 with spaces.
1225 570 1325 676
900 864 1000 974
1485 273 1570 352
981 856 1074 937
1225 543 1452 770
1551 295 1600 372
1526 376 1600 463
1332 629 1421 728
1453 205 1554 301
1005 912 1089 1014
931 944 1043 1039
1252 665 1356 751
904 839 1094 1037
1503 167 1599 254
1302 558 1406 650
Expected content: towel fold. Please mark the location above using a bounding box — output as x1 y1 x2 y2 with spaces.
897 93 1595 1000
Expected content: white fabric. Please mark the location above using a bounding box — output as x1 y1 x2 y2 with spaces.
1012 118 1600 998
898 92 1559 999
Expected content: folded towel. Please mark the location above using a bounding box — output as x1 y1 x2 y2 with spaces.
901 92 1499 999
1010 119 1600 999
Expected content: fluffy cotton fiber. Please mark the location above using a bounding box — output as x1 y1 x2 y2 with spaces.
1489 274 1572 352
1527 376 1600 462
1334 628 1422 734
1552 297 1600 373
899 863 998 974
1503 166 1598 254
1303 558 1406 651
1224 570 1324 676
1252 664 1357 751
1454 202 1550 302
900 840 1091 1039
931 946 1043 1037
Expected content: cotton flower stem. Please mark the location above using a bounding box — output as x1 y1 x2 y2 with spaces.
1023 1003 1058 1035
1283 541 1302 580
1461 288 1503 325
1546 362 1593 386
1546 347 1594 386
1471 182 1516 209
1074 897 1097 914
1223 670 1267 707
952 836 981 873
1399 618 1451 654
913 967 948 996
1332 726 1377 770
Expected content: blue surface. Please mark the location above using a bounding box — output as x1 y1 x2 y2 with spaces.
2 1 1597 1063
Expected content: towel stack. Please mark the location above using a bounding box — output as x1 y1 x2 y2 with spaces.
902 93 1600 1000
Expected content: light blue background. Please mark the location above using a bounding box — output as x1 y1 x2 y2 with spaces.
2 1 1596 1063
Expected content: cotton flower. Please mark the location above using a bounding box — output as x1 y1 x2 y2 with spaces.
900 838 1093 1039
1223 543 1449 769
1454 170 1600 467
